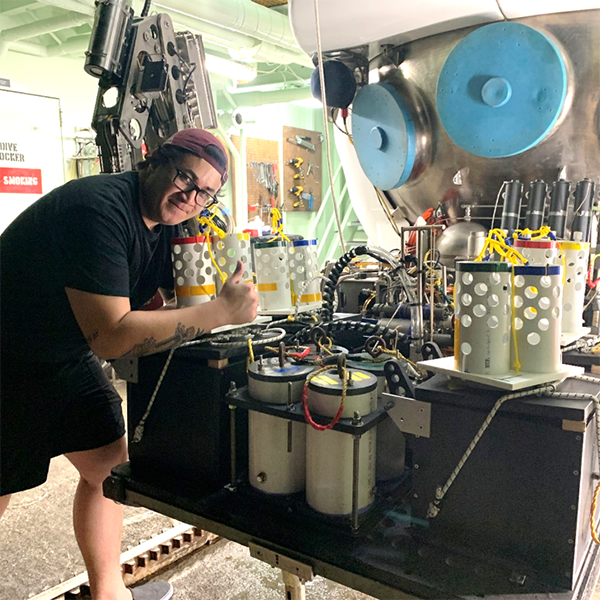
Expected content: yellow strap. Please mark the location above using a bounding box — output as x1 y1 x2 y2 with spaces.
176 284 216 296
512 226 552 241
475 229 528 265
511 264 521 373
198 206 227 284
268 207 291 243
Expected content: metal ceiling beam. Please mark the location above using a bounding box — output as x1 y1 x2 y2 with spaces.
0 10 91 61
36 0 95 16
47 33 90 56
0 1 40 18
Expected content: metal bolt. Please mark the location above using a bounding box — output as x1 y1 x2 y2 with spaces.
414 464 419 469
228 381 237 394
568 539 574 545
573 470 579 476
571 505 577 511
576 435 582 441
256 472 267 483
413 493 418 499
143 31 150 41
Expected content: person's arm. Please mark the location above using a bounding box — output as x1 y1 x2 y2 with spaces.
66 261 257 360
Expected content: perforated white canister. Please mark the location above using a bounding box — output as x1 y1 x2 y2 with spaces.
171 236 216 307
454 261 511 375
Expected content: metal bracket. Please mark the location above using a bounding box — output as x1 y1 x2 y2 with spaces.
110 357 138 383
383 359 415 398
382 392 431 438
249 542 314 581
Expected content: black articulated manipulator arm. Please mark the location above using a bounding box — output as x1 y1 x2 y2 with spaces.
84 0 217 173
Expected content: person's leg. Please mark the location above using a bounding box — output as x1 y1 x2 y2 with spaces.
65 435 131 600
0 494 11 519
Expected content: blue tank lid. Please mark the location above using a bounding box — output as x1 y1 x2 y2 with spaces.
351 82 416 190
437 22 567 158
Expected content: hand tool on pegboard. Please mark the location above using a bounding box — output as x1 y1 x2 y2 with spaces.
290 185 305 209
286 136 316 152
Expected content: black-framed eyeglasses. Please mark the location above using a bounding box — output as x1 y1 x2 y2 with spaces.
172 167 218 208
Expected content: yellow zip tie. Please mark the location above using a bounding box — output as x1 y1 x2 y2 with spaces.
511 264 521 373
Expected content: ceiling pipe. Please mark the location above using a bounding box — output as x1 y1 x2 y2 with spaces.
227 40 312 67
148 1 312 66
6 40 48 57
151 0 300 51
47 34 91 56
228 86 312 107
160 9 312 67
0 11 91 62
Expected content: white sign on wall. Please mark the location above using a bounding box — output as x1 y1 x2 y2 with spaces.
0 89 64 233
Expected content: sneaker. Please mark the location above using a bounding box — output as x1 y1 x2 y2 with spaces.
130 581 173 600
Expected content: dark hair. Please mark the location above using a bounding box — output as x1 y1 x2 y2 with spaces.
137 142 227 173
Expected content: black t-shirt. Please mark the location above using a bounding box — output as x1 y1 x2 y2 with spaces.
0 171 176 362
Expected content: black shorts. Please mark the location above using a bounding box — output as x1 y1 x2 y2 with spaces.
0 352 125 496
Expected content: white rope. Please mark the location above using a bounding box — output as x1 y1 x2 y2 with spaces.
131 347 176 444
313 0 346 254
428 384 556 518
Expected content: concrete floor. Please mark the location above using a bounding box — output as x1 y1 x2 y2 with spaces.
0 379 374 600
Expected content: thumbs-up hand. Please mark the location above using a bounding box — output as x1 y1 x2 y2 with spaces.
216 261 258 324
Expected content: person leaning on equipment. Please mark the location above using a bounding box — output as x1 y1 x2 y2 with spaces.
0 128 258 600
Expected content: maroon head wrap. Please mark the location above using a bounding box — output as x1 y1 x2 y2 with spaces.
163 129 228 185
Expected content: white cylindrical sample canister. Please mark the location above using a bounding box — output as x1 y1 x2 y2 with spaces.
254 241 293 311
289 239 322 307
248 412 306 495
171 236 216 307
346 359 404 483
512 265 562 373
513 238 558 266
557 241 590 334
247 358 315 495
454 261 512 375
211 233 253 294
248 358 315 405
305 369 378 516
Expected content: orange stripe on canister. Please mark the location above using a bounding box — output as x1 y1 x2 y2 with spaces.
176 284 216 296
257 282 278 292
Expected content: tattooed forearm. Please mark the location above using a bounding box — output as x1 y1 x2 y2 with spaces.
120 323 204 358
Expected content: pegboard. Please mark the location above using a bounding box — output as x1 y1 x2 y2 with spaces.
232 135 280 226
282 125 322 213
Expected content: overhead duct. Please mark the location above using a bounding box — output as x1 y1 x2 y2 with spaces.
47 34 91 57
228 86 312 107
0 11 91 61
7 40 48 57
151 5 313 67
152 0 300 51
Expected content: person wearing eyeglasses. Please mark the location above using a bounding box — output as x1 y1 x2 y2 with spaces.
0 129 258 600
